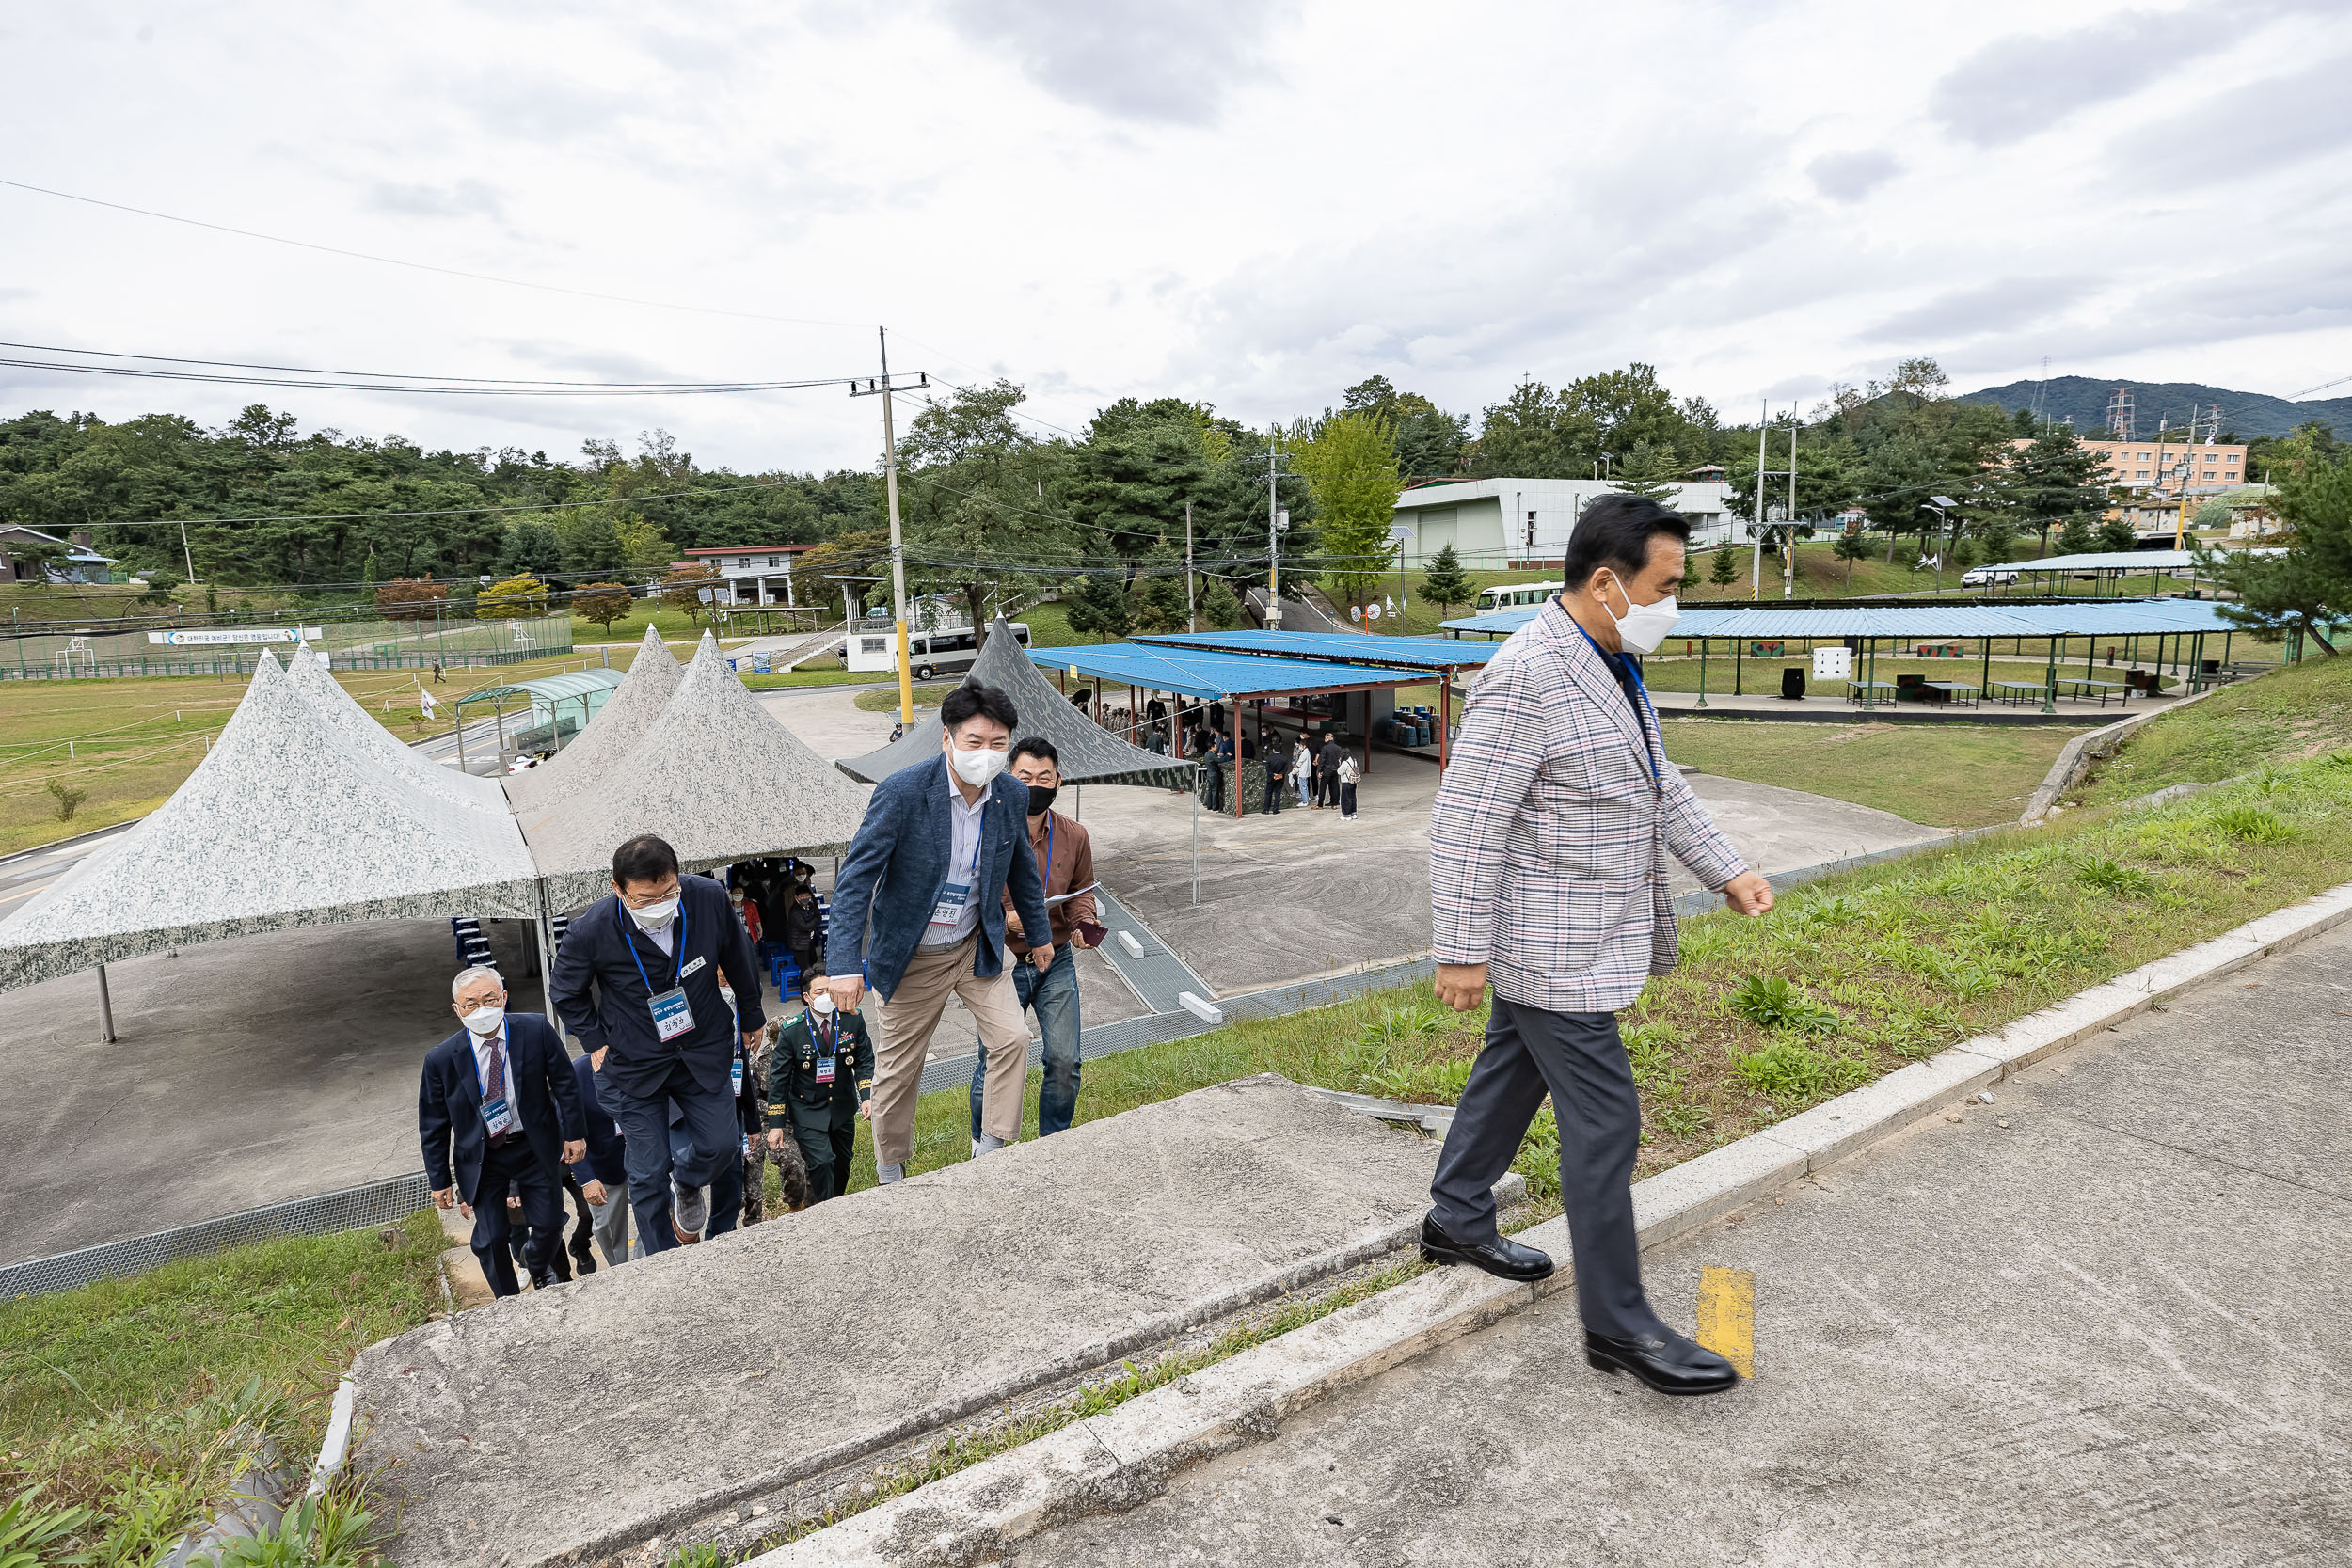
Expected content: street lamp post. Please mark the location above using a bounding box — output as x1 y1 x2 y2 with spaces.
1924 495 1960 594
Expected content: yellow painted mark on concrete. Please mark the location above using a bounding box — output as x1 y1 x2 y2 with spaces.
1696 1266 1756 1378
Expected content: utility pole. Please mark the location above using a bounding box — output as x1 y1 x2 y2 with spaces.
1184 501 1197 632
848 328 928 726
1265 436 1285 628
179 520 197 586
1783 415 1799 600
1752 400 1768 600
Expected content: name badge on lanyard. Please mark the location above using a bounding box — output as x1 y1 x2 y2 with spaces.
930 821 984 930
815 1019 837 1085
622 899 696 1043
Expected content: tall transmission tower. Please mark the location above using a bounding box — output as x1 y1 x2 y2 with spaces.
2105 387 2136 442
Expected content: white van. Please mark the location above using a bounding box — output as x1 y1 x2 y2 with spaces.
841 620 1031 680
1961 566 2021 587
1472 580 1564 612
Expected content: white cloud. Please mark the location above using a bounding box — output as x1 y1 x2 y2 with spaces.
0 0 2346 472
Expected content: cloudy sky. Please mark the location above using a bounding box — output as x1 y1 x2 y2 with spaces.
4 0 2348 472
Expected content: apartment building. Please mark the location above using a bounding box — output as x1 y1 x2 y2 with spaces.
2008 436 2246 495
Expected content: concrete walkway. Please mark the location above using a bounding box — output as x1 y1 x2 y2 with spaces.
1005 924 2352 1567
352 1077 1477 1568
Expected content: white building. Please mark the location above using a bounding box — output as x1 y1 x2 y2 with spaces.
1390 477 1738 569
679 545 812 605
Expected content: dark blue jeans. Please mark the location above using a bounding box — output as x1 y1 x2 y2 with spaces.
968 942 1082 1139
596 1059 743 1253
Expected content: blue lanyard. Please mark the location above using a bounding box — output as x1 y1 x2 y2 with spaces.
1570 622 1661 783
617 896 688 993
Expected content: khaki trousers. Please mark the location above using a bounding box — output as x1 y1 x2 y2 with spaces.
871 934 1031 1164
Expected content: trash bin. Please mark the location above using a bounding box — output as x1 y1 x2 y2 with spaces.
1780 667 1806 701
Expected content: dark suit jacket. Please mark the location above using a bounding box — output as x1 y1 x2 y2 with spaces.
568 1052 627 1187
549 871 767 1102
826 754 1051 1003
418 1013 584 1205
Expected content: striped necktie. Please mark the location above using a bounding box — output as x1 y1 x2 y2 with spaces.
483 1035 511 1148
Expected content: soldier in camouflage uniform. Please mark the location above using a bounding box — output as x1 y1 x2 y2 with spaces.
738 1015 811 1219
764 962 874 1203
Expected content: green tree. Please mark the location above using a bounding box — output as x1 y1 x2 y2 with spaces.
1134 544 1189 632
897 381 1079 641
1856 434 1944 561
1288 410 1404 613
1831 528 1872 585
476 573 548 619
2058 515 2099 555
1420 544 1476 617
1198 576 1245 630
1468 379 1597 479
2006 427 2109 554
1611 441 1681 503
795 528 891 618
502 520 564 577
1343 376 1470 477
1979 518 2017 565
1069 398 1211 575
616 515 677 575
1062 570 1134 641
573 582 634 632
2096 518 2137 552
1708 541 1740 591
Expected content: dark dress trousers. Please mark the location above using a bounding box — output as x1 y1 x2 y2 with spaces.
418 1013 584 1297
550 871 767 1253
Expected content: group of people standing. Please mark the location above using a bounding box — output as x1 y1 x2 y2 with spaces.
416 681 1103 1297
1185 719 1359 821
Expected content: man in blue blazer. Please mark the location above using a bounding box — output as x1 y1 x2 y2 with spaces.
550 833 766 1253
420 966 586 1297
827 681 1051 1185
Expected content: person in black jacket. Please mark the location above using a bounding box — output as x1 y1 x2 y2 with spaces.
420 966 585 1297
782 883 822 979
550 833 766 1254
764 963 873 1202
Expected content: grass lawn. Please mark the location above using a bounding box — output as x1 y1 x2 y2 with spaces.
2076 653 2352 806
851 682 959 713
1657 718 2090 828
0 1209 446 1565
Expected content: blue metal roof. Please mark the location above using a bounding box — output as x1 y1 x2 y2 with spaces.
1136 629 1500 670
1030 643 1441 700
1441 598 2241 640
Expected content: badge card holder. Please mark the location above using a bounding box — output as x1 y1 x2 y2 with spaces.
623 900 696 1044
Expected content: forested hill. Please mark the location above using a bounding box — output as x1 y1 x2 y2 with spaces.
1959 375 2352 440
0 406 881 588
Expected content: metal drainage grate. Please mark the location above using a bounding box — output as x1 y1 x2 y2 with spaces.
0 1173 435 1300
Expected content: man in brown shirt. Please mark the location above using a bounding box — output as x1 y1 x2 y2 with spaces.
969 736 1100 1141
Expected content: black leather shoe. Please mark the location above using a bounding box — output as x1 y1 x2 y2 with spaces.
1418 1214 1554 1282
570 1245 598 1276
1584 1329 1740 1396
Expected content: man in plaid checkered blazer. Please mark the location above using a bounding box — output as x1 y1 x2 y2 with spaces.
1422 494 1775 1398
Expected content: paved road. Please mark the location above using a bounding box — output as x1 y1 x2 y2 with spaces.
1015 923 2352 1567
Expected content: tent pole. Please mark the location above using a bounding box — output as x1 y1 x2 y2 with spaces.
96 962 116 1044
533 879 560 1026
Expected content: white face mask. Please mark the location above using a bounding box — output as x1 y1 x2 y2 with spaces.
1599 577 1682 656
808 990 836 1015
949 744 1009 788
628 895 679 928
461 1004 504 1036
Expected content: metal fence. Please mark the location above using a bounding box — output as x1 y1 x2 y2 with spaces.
0 614 574 681
0 1173 435 1299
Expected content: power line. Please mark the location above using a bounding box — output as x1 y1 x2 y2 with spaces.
0 176 873 331
0 340 856 390
1 347 875 398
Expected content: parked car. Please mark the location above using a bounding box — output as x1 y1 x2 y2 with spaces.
1961 566 2021 587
